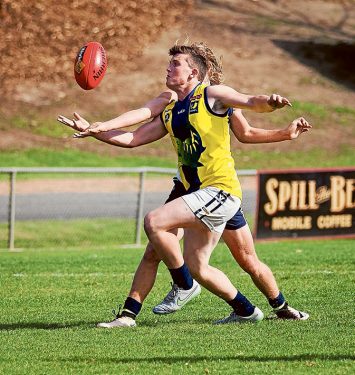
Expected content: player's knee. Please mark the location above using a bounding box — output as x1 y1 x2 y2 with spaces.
145 208 169 235
144 211 159 235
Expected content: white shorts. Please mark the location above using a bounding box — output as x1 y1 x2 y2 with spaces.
182 187 241 233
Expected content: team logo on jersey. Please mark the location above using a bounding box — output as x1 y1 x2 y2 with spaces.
189 100 199 114
176 123 205 168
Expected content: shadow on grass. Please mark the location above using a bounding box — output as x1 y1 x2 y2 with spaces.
0 317 263 330
138 317 214 327
272 39 355 90
0 315 310 330
55 354 355 364
0 321 98 330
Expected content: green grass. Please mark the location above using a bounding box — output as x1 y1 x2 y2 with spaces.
232 146 354 169
0 218 141 249
0 148 175 169
264 100 355 127
0 215 252 250
4 116 67 138
1 142 353 172
0 239 354 374
0 215 255 250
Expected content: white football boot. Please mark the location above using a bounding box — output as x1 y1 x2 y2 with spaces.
153 280 201 314
97 309 136 328
214 306 264 325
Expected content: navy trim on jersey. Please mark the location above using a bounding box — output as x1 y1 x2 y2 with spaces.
203 87 232 117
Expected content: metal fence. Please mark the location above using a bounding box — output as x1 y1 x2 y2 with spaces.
0 167 257 250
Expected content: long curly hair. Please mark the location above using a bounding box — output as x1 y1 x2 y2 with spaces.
190 41 224 85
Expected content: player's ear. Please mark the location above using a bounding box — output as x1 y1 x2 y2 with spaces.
190 68 198 79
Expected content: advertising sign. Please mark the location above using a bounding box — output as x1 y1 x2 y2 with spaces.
255 168 355 240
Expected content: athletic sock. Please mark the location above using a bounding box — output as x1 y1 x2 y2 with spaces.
228 291 255 317
122 297 142 319
168 263 193 290
268 292 286 309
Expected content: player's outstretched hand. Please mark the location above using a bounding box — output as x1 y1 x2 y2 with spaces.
57 112 91 138
76 122 105 137
267 94 292 110
287 117 312 140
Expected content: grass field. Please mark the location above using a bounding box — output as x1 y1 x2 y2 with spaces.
0 215 253 250
0 239 354 374
0 219 138 249
1 145 353 172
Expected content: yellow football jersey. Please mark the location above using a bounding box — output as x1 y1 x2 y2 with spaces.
161 83 242 199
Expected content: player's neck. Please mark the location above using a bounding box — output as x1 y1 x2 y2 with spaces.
173 80 200 101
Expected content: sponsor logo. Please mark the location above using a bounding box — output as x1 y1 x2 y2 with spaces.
256 169 355 239
315 185 331 204
74 46 87 74
75 60 85 74
189 100 199 114
264 176 354 215
93 46 107 80
176 286 198 306
177 109 185 114
191 94 202 100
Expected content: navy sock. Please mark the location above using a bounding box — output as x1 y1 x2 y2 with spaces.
122 297 142 318
228 291 255 317
268 292 286 309
168 263 193 290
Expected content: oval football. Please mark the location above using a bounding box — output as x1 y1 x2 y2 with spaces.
74 42 107 90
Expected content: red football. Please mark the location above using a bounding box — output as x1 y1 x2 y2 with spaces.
74 41 107 90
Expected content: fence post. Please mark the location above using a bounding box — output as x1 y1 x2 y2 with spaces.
135 171 146 246
8 170 16 250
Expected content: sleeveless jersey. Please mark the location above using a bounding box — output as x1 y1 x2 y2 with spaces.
160 83 242 199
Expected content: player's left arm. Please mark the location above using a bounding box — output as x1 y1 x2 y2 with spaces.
93 116 168 148
206 85 291 113
230 109 311 143
57 113 167 147
74 90 176 137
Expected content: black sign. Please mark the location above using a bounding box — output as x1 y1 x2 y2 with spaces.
255 168 355 240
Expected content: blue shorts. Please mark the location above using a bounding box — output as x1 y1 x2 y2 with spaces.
165 178 247 230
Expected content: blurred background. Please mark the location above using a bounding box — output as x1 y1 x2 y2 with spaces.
0 0 354 249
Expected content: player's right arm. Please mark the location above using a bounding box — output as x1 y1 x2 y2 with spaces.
207 85 291 113
77 90 176 136
230 109 311 143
